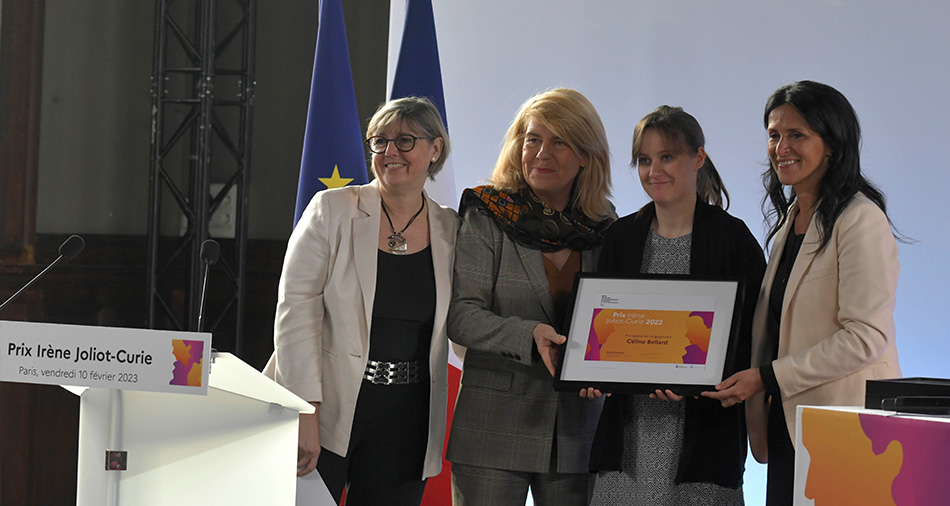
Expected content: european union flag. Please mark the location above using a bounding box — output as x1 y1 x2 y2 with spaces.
294 0 368 227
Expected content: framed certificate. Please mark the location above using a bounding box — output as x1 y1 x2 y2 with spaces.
553 274 743 395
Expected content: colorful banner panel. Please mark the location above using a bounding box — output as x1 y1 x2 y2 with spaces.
797 406 950 505
0 321 211 395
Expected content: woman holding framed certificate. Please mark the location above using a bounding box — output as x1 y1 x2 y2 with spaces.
446 88 614 505
585 106 766 505
703 81 903 505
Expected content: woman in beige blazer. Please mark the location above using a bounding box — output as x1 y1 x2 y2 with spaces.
703 81 902 505
265 97 457 506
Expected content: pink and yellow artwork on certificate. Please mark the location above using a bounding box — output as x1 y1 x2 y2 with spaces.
584 308 714 365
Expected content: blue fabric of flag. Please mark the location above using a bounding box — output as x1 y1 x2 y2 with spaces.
294 0 368 227
390 0 449 129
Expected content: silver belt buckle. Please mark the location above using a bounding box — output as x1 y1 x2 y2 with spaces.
364 360 419 385
365 360 394 385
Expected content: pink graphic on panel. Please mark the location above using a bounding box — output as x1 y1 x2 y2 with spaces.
170 339 204 387
859 413 950 504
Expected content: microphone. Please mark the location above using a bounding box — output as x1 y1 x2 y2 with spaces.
0 235 85 313
200 239 220 266
196 239 220 332
59 234 85 259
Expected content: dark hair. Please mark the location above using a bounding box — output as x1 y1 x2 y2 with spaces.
762 80 891 250
632 105 730 209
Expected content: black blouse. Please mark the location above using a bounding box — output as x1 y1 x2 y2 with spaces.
369 246 436 363
760 230 805 397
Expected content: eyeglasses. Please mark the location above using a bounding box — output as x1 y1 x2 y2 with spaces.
365 135 432 154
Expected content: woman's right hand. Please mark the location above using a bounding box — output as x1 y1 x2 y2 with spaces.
701 368 764 408
533 323 566 376
297 403 321 476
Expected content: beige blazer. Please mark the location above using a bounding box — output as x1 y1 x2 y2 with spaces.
264 179 458 479
746 193 901 462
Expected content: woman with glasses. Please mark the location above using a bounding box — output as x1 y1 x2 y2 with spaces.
446 88 614 505
266 96 457 505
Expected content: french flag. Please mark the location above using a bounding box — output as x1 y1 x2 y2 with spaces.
389 0 457 212
388 1 461 504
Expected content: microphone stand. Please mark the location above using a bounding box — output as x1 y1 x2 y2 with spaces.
196 239 220 333
196 239 220 363
0 235 85 313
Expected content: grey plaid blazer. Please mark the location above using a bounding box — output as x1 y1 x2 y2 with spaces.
445 207 603 474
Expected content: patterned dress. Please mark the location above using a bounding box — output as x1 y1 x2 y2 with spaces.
590 229 744 506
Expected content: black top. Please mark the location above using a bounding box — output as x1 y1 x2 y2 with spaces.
369 246 436 363
590 199 767 489
760 231 805 397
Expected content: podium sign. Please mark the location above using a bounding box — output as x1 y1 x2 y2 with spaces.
0 320 211 395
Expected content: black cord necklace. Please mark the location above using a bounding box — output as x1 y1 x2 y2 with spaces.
381 193 425 255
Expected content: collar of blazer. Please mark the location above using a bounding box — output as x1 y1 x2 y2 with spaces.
512 241 598 333
772 200 822 358
354 181 383 339
515 242 558 327
352 179 456 344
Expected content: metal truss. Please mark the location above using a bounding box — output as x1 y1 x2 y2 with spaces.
147 0 256 355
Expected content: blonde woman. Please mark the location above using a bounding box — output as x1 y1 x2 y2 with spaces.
447 88 614 506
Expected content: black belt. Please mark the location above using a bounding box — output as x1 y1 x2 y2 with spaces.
363 360 422 385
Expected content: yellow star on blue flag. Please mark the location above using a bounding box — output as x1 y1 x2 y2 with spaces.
318 165 354 189
293 0 369 227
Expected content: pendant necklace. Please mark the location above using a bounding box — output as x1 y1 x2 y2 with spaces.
381 194 425 255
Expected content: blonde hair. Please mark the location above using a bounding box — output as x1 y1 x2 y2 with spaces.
490 88 612 220
367 96 450 179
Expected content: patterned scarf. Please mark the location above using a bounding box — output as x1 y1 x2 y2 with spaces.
460 185 612 252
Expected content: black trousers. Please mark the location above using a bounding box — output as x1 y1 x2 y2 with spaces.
766 395 795 506
316 379 430 506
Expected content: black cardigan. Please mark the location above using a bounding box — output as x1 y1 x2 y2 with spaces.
589 199 766 489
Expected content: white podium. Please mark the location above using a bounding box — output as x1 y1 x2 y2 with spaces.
72 352 314 506
0 321 315 505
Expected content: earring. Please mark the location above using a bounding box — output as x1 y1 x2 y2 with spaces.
431 158 438 162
